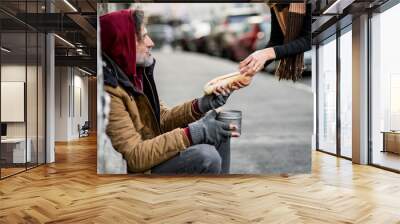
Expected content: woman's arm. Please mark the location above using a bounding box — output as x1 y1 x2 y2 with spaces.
238 4 311 78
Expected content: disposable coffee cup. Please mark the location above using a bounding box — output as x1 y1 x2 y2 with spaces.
216 110 242 135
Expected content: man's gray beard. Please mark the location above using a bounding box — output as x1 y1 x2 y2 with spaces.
136 55 154 67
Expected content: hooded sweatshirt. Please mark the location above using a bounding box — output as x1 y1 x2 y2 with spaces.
100 9 143 92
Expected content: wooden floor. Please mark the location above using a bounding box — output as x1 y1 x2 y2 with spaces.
1 135 400 223
1 167 26 178
1 163 45 178
373 151 400 171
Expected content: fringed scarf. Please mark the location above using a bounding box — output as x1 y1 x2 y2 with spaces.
269 3 306 82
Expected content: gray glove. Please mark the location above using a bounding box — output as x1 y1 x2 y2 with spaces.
188 110 231 145
197 93 230 114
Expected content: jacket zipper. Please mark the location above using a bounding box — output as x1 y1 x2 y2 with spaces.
142 69 162 134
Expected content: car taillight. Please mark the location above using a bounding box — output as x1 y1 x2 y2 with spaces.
257 32 265 39
223 20 228 27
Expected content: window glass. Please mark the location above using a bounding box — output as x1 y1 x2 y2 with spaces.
318 37 337 154
371 3 400 171
340 29 352 158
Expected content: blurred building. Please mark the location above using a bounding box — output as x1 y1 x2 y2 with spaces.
132 3 268 23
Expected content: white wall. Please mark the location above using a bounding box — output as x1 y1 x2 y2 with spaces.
55 66 69 141
1 63 46 164
75 73 89 132
1 65 30 138
55 67 89 141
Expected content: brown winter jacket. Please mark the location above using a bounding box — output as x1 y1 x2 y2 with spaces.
103 54 202 173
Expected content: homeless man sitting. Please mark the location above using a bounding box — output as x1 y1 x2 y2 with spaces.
100 9 238 174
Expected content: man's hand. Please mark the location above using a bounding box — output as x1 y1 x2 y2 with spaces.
230 76 253 90
198 91 230 114
188 110 239 146
239 47 276 77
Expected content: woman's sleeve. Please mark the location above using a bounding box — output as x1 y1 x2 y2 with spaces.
272 4 312 60
266 9 284 49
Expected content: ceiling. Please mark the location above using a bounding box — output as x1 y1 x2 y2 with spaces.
0 0 97 73
312 0 391 43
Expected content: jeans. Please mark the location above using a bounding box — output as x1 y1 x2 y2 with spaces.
151 143 229 175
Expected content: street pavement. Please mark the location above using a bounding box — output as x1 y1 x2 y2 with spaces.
153 49 313 174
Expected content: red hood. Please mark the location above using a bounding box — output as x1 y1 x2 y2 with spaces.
100 9 143 92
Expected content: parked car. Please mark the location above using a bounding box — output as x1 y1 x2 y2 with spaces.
191 21 212 53
205 9 260 58
175 23 197 51
224 15 271 62
147 24 174 49
203 24 226 57
167 19 184 50
224 7 259 29
175 21 211 53
205 15 267 61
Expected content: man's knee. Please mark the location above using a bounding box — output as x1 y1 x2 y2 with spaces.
192 144 222 174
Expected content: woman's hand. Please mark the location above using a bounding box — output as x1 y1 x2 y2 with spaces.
239 48 276 77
